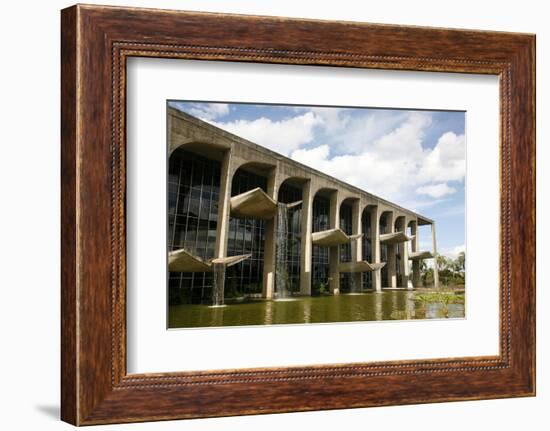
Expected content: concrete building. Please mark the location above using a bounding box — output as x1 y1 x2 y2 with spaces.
167 107 439 306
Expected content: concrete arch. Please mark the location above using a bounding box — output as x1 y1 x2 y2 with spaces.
277 176 308 201
312 186 337 195
393 215 409 288
230 160 276 180
379 210 395 288
360 204 383 291
229 161 279 300
309 187 338 239
339 196 359 212
394 215 407 232
168 122 232 157
379 210 394 235
363 203 378 214
339 197 360 294
407 219 418 237
339 192 361 204
361 205 375 254
169 140 229 163
229 161 278 204
311 184 337 198
168 106 439 301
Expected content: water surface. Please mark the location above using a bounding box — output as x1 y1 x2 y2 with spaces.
168 289 465 329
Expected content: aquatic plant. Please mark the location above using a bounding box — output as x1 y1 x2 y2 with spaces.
414 290 464 318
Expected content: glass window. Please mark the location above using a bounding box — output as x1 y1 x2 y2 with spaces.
312 195 330 294
167 149 221 304
227 169 267 297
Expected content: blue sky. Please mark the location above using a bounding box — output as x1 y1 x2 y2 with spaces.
169 101 466 258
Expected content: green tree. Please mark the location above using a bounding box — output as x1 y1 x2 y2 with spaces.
420 252 466 288
456 251 465 272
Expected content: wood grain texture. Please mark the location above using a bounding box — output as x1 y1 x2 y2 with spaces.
60 5 78 425
60 4 536 425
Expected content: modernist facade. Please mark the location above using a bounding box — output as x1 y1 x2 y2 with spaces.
167 107 439 305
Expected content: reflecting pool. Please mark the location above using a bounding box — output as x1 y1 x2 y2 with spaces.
168 289 465 329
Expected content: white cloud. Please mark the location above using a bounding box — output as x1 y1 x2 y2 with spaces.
418 131 465 183
290 112 441 202
441 244 465 259
370 112 431 158
175 103 465 210
185 103 230 120
289 113 465 208
316 108 412 156
291 145 415 199
416 183 457 199
212 112 322 156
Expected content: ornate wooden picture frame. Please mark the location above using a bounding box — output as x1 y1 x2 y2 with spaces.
61 4 535 425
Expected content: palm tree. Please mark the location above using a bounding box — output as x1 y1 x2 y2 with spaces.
456 251 465 272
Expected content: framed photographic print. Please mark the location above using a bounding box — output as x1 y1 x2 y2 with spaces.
61 4 535 425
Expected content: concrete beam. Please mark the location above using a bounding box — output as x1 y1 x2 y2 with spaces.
380 231 414 244
168 249 212 273
339 261 386 273
409 251 434 260
168 249 251 273
230 187 278 220
311 228 359 247
211 254 252 266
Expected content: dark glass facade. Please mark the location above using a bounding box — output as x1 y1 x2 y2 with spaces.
362 210 373 289
168 149 221 304
311 195 330 294
167 154 269 303
339 203 353 292
168 150 413 301
380 214 389 287
395 220 403 286
226 169 267 297
277 183 303 294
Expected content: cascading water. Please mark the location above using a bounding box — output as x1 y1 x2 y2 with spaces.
275 203 290 299
211 262 226 307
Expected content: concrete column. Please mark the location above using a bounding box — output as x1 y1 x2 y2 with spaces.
412 260 421 287
387 244 397 288
399 221 411 289
411 221 422 288
432 222 440 289
262 167 278 299
212 151 233 307
400 241 411 288
386 213 397 288
214 150 232 259
370 206 382 292
299 181 313 295
328 191 340 295
351 200 362 290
